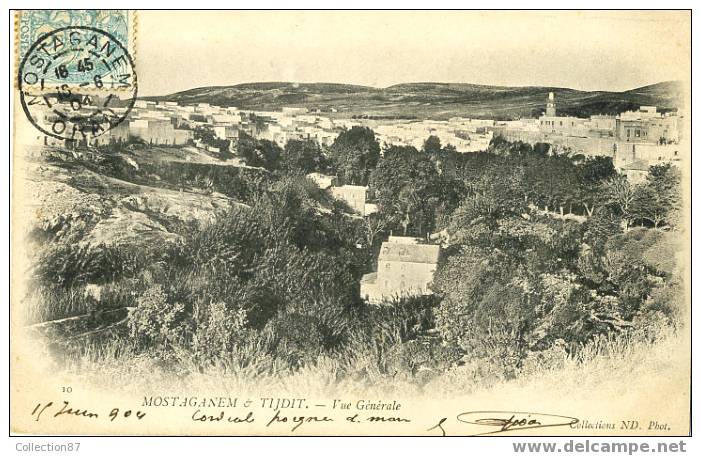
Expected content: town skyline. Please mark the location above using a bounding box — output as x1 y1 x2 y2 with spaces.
143 79 683 123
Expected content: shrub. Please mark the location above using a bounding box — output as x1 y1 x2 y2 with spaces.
264 313 326 369
381 339 459 384
190 300 248 361
128 285 187 349
34 242 152 287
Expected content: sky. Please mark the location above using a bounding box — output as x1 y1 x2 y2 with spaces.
136 10 690 96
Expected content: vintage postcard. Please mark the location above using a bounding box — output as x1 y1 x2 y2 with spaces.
10 10 691 437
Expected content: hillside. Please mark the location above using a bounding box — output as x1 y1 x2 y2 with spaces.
148 81 684 120
18 144 266 327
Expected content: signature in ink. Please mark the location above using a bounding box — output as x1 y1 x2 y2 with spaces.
456 411 579 436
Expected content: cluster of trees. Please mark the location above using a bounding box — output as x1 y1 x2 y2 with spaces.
232 127 684 365
327 126 381 185
370 135 678 239
601 163 681 229
237 132 331 176
370 143 457 237
429 141 682 377
127 177 372 366
238 130 684 378
236 126 381 184
35 123 684 382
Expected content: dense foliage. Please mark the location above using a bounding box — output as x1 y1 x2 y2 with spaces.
328 126 381 185
29 130 684 384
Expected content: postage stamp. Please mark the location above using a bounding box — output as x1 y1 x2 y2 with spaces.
16 12 138 142
16 10 136 83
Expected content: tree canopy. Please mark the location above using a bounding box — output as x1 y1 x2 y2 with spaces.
328 126 381 185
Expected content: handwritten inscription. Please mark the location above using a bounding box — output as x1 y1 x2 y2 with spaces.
188 409 410 432
266 410 334 432
31 401 146 423
191 409 255 423
29 399 584 435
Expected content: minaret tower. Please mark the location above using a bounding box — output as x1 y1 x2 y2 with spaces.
545 92 556 117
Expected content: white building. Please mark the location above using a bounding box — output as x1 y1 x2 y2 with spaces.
360 237 441 304
331 185 368 215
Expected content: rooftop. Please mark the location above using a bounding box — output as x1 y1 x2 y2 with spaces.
379 241 440 264
361 272 378 284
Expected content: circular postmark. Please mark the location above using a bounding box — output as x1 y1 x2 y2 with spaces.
18 26 137 142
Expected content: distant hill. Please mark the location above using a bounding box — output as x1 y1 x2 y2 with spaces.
147 81 684 121
618 81 684 107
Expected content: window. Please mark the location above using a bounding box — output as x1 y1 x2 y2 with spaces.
385 263 390 270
